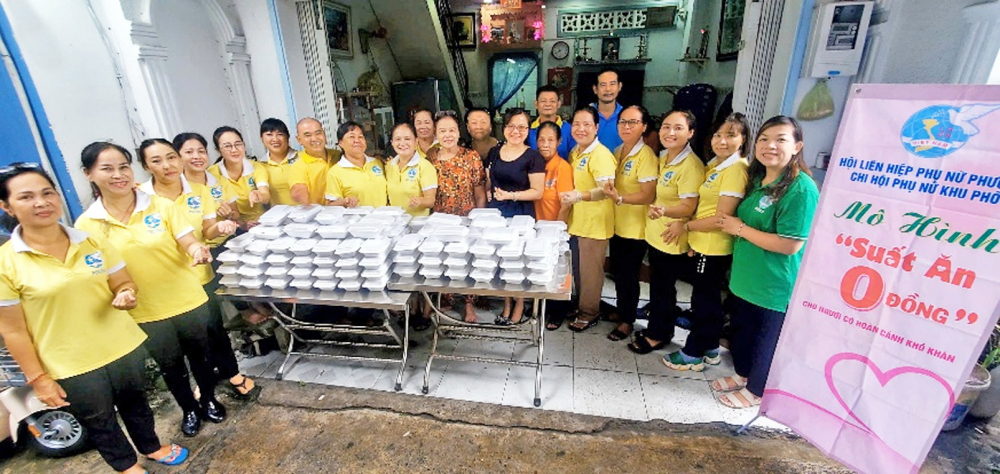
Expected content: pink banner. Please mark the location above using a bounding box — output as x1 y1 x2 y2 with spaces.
761 85 1000 474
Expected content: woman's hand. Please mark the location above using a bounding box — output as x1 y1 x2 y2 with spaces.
648 205 666 220
603 181 621 204
31 376 69 408
218 201 235 220
559 190 583 205
343 196 359 208
216 220 239 236
493 188 512 201
249 190 263 206
718 213 744 236
189 243 213 266
408 196 422 209
112 288 138 311
661 220 686 245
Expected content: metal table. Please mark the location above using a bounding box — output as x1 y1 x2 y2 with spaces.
217 287 411 391
388 252 572 407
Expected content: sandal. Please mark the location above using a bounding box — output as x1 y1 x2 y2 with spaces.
149 444 189 466
545 314 565 331
567 316 599 333
607 323 632 341
626 336 665 354
718 388 761 409
494 315 511 325
230 375 260 399
410 316 432 331
710 375 747 392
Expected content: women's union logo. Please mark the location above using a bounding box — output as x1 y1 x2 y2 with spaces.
901 104 1000 158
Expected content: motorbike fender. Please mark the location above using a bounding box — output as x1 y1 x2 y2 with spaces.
0 386 50 443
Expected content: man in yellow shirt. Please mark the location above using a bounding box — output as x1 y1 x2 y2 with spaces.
288 117 342 205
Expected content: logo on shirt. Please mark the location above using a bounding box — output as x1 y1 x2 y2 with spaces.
660 171 675 185
755 195 775 213
84 251 103 269
248 177 256 188
371 165 384 176
622 160 634 175
576 157 588 170
144 213 164 232
187 196 202 211
707 172 719 183
210 186 223 200
545 178 557 189
406 167 418 180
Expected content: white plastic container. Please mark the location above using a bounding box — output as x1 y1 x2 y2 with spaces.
481 227 518 245
417 238 444 254
393 252 418 265
420 254 444 267
335 257 360 268
361 265 390 279
217 250 242 263
312 268 337 280
314 279 340 292
510 215 535 230
528 271 553 286
445 265 470 279
527 257 554 272
289 238 319 256
444 239 470 256
285 223 318 239
258 205 292 226
337 267 361 280
535 220 568 231
265 276 292 289
472 256 499 269
265 265 291 277
500 269 527 283
217 265 238 276
393 234 425 253
313 256 337 267
245 240 270 256
249 225 283 240
343 206 374 216
224 233 252 251
240 277 265 289
288 205 322 223
468 208 502 219
499 258 525 270
360 255 389 268
496 240 525 259
426 213 462 226
444 255 470 267
338 279 362 292
335 238 363 256
359 237 392 257
266 237 298 254
470 268 496 283
470 215 507 229
241 254 266 267
312 239 341 256
435 225 469 242
290 255 313 267
348 223 381 239
419 265 445 279
408 216 428 229
469 240 496 257
362 277 389 291
372 206 405 216
265 253 292 265
219 275 241 287
288 266 315 279
316 226 349 239
315 206 346 225
290 277 316 290
524 238 556 260
393 264 419 278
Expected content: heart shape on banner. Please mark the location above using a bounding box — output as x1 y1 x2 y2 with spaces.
824 353 955 438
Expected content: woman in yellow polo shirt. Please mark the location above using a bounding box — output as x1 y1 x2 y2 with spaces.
325 121 388 207
602 105 658 341
0 164 188 473
412 108 439 157
661 113 750 372
559 106 616 333
259 118 298 205
137 139 260 399
174 132 232 220
207 126 270 228
386 122 437 215
76 142 226 438
628 110 705 354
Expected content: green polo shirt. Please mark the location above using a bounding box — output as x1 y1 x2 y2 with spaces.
729 172 819 312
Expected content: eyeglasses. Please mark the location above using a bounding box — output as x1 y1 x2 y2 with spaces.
505 125 529 133
0 162 43 179
618 119 642 128
220 142 245 151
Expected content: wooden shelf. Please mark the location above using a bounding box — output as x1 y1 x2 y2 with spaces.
574 58 652 67
678 56 709 64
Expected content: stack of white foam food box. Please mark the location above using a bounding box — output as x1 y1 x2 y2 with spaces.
216 205 410 293
391 208 571 287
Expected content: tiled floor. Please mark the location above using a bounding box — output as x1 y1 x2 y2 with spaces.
238 278 786 430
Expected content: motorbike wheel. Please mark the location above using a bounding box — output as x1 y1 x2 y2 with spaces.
20 409 88 458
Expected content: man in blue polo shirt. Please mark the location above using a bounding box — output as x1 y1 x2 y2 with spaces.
591 67 624 151
527 85 575 159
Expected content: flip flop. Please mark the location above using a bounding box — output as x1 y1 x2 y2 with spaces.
567 316 599 333
710 375 747 392
607 324 633 341
230 375 260 400
718 388 761 409
545 314 565 331
626 336 665 354
149 444 189 466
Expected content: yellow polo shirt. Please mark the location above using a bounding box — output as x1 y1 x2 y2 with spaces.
75 191 208 324
139 177 218 285
689 153 749 256
325 156 389 207
288 148 341 205
0 225 147 380
385 154 438 216
612 142 659 240
645 145 705 255
568 140 616 240
207 158 269 223
260 150 298 205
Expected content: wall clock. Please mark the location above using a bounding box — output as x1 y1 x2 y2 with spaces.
551 40 570 60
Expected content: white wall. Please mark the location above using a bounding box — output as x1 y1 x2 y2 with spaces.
237 0 295 131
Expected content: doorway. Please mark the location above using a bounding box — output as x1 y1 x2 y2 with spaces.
488 52 540 114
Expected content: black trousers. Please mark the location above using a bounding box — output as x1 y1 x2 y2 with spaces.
59 347 160 471
729 296 787 397
682 253 733 357
609 235 646 324
203 279 240 380
139 303 217 413
645 247 687 342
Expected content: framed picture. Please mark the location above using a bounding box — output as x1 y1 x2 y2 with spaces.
717 0 745 61
601 37 620 61
323 1 353 59
448 13 477 49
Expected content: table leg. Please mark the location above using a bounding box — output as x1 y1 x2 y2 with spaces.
422 291 439 395
275 304 298 381
394 304 410 391
534 298 546 407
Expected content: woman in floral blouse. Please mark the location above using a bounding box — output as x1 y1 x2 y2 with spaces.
426 110 486 323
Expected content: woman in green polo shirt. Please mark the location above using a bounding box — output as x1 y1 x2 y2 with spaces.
713 116 819 409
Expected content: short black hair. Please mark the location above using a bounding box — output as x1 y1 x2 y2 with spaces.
260 118 290 136
572 105 599 125
537 121 562 142
172 132 208 153
536 85 560 100
336 121 364 142
596 67 620 82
